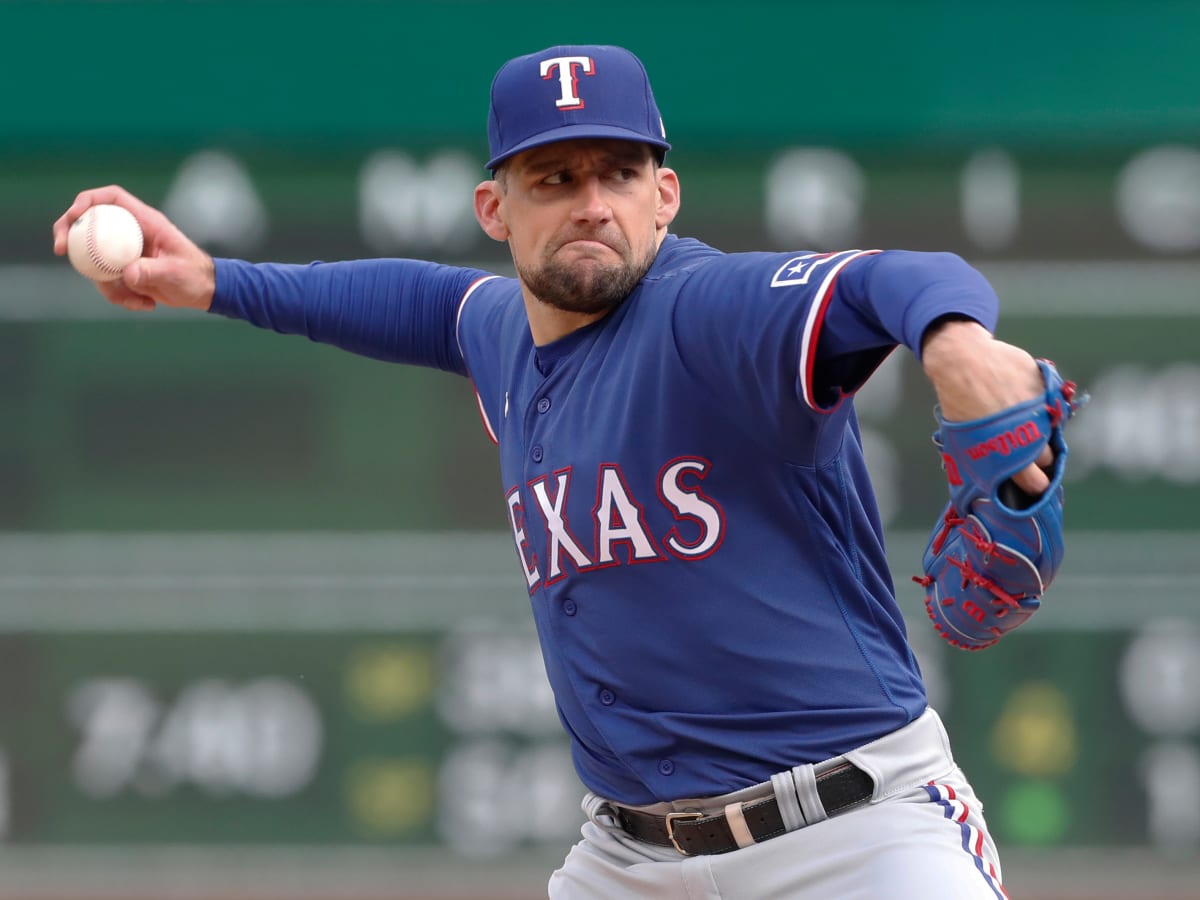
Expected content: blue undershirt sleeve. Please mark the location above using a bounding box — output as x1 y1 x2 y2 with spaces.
209 257 493 376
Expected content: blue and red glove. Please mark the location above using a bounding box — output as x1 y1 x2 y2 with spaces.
915 359 1086 650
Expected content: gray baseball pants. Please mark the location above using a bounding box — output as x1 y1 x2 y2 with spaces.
549 709 1006 899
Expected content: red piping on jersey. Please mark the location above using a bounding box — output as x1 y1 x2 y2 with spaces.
800 250 882 413
456 275 502 444
470 378 499 446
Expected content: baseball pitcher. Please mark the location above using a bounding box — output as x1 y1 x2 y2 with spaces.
53 44 1083 900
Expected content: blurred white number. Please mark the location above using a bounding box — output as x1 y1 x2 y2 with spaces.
1139 742 1200 849
1117 145 1200 253
70 678 160 797
359 150 480 253
437 739 581 857
163 150 269 255
1119 619 1200 736
437 627 560 735
765 148 864 248
69 676 322 799
1069 364 1200 484
961 148 1020 250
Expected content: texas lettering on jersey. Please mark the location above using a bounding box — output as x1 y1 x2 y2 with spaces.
504 456 726 591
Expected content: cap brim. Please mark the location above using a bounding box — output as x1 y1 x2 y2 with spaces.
487 124 671 170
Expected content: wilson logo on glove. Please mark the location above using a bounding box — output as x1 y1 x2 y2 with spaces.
914 360 1086 650
965 421 1043 460
940 453 963 486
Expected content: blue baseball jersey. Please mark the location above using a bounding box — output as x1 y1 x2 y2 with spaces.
212 235 999 805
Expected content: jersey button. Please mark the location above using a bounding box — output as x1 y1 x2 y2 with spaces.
599 688 616 706
658 759 675 776
531 445 544 463
562 598 577 616
537 397 552 413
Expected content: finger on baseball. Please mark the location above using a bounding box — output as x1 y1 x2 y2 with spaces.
53 185 165 253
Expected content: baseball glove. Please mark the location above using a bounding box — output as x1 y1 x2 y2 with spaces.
914 359 1085 650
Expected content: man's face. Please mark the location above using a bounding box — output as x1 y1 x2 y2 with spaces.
486 140 674 316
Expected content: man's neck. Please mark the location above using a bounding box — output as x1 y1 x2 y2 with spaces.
522 295 612 346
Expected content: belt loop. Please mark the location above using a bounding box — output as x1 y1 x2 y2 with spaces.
723 802 756 849
582 791 622 831
791 763 828 825
770 770 805 832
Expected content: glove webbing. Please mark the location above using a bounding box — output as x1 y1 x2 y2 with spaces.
914 511 1026 597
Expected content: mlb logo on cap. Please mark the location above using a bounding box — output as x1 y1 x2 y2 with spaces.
486 44 671 170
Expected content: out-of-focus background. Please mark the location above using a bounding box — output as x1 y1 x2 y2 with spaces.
2 1 1198 897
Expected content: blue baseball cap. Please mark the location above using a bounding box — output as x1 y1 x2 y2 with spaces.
486 44 671 171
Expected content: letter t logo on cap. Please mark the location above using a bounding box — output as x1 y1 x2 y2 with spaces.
540 56 595 110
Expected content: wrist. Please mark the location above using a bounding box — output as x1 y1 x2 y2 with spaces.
921 318 991 378
198 254 216 311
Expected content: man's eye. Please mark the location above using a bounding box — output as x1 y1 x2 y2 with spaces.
542 172 569 185
611 168 637 182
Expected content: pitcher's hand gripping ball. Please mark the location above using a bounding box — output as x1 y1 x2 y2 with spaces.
67 204 143 282
914 360 1086 650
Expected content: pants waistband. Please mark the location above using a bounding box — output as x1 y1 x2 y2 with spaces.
583 708 956 855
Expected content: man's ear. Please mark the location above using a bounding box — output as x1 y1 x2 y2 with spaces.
474 180 509 242
655 168 681 229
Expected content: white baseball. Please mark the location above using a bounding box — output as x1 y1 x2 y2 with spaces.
67 204 144 282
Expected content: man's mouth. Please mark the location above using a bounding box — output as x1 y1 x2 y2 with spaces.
558 236 620 256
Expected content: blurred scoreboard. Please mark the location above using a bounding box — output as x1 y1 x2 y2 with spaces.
1 630 577 853
0 532 1196 855
0 534 580 857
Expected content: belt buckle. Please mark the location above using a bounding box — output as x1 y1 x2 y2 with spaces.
664 811 704 855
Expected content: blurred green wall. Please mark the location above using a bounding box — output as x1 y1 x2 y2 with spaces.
6 0 1200 151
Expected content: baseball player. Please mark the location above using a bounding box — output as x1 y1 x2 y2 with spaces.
53 44 1082 899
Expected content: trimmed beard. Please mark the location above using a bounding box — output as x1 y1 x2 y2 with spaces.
517 242 657 316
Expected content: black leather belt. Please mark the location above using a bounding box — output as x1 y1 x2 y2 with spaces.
614 762 874 856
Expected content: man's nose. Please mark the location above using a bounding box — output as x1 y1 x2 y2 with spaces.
571 177 612 223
